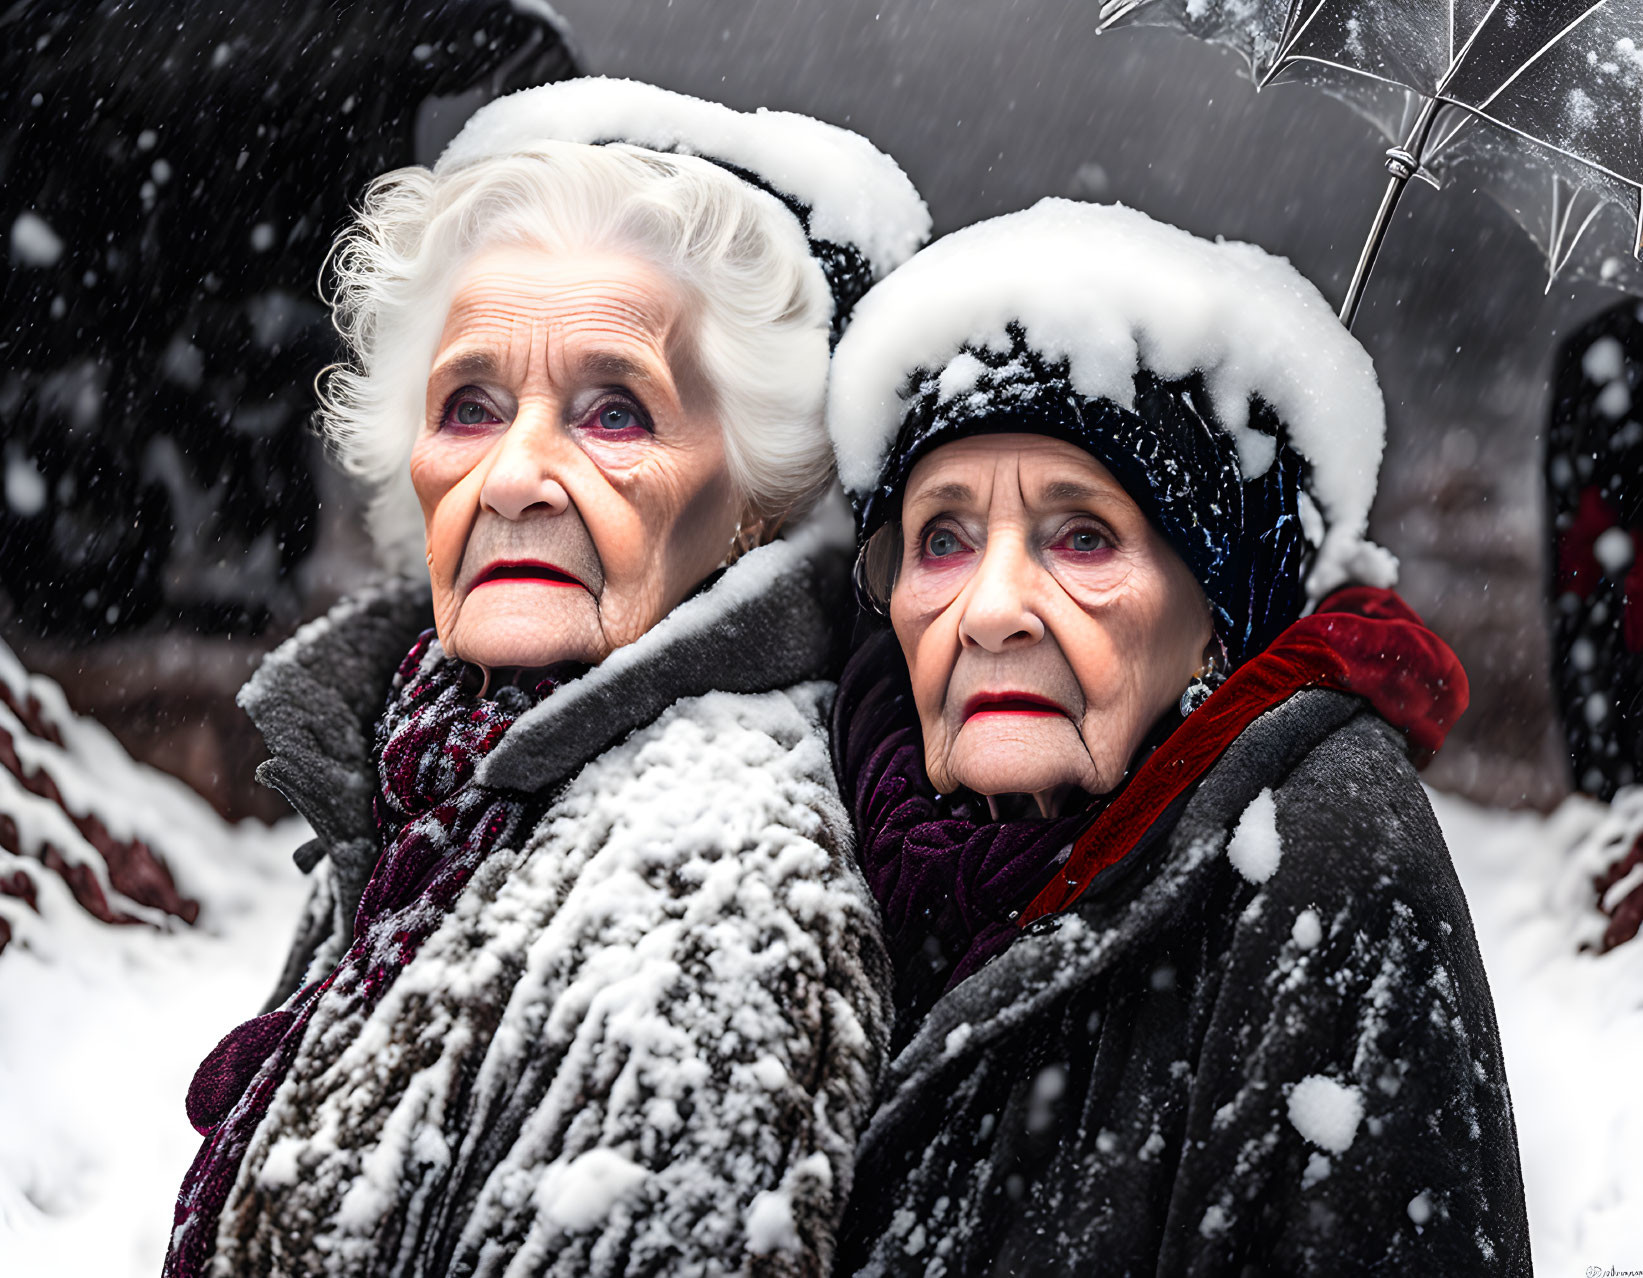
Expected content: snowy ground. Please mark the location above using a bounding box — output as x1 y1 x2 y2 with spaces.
0 809 308 1276
1435 787 1643 1275
1 776 1640 1274
0 639 313 1278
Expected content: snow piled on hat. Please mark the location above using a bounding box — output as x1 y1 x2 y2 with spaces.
437 75 930 282
827 199 1397 600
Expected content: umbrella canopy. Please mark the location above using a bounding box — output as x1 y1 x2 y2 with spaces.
1099 0 1643 323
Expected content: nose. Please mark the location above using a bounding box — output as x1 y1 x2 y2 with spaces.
957 535 1046 652
478 401 572 521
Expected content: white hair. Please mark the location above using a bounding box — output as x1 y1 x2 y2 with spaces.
318 142 837 574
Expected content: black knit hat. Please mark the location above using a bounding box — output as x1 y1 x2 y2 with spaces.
859 325 1316 664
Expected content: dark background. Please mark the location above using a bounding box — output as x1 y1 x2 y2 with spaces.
10 0 1629 814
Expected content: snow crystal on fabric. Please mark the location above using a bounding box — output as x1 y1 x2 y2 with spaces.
827 200 1395 598
745 1188 801 1253
533 1150 649 1231
1286 1074 1364 1153
1227 788 1282 884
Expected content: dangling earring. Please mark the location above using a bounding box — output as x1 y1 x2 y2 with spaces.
723 516 773 567
1179 637 1228 717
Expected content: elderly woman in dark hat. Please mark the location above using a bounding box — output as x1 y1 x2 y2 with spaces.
825 200 1530 1275
166 79 928 1277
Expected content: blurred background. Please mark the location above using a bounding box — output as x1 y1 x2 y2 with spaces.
5 0 1629 823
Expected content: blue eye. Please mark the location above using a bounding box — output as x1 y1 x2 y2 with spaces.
454 399 488 425
1066 529 1107 552
597 404 634 431
925 528 962 557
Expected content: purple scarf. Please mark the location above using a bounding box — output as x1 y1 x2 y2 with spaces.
165 632 567 1277
833 632 1093 1018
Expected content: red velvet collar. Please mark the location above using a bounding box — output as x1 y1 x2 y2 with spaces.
1017 586 1468 927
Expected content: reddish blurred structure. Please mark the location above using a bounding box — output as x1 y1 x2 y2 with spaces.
0 639 199 956
1546 298 1643 949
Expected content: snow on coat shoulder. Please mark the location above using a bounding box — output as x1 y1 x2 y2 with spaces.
826 199 1396 597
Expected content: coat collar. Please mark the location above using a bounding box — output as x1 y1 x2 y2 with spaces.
240 511 851 858
238 577 433 860
477 513 850 791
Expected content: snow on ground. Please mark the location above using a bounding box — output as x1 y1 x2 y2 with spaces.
1436 786 1643 1274
0 640 311 1276
0 813 308 1275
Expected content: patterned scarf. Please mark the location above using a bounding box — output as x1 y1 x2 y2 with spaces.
166 632 570 1277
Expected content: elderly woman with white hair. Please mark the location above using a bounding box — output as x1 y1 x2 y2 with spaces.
165 79 927 1278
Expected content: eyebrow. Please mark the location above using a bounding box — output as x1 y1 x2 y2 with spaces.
910 481 976 505
425 348 669 394
1039 479 1118 504
907 477 1121 510
577 350 658 387
427 350 501 385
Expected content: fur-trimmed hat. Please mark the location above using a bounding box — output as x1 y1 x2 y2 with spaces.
827 200 1397 663
437 76 932 342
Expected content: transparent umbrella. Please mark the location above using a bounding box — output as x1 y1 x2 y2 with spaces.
1097 0 1643 327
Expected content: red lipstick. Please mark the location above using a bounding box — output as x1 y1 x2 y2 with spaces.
962 692 1067 720
471 559 588 590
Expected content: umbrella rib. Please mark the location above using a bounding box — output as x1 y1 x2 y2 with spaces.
1451 101 1643 196
1095 0 1148 29
1564 200 1607 272
1551 174 1566 258
1260 0 1330 86
1550 175 1573 276
1466 0 1611 114
1284 54 1416 94
1440 0 1505 92
1278 0 1332 65
1427 106 1475 158
1549 190 1607 288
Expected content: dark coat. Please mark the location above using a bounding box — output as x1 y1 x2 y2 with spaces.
836 671 1530 1276
169 525 892 1278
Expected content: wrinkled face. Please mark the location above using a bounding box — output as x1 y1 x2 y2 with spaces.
410 245 739 671
889 434 1214 814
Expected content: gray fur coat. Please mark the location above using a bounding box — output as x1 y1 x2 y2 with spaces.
208 522 891 1277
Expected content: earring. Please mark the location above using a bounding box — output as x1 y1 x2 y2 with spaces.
723 515 779 567
723 519 763 567
1178 638 1228 717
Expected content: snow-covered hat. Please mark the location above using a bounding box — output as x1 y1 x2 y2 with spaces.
827 199 1398 663
437 77 931 341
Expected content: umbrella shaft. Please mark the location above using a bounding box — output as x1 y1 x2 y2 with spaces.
1339 98 1443 330
1341 174 1411 329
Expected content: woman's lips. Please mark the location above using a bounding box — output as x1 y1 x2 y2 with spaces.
962 692 1069 721
470 559 588 590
